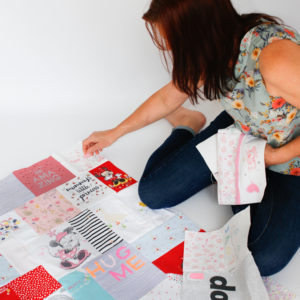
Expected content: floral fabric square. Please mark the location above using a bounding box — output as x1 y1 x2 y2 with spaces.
15 189 81 235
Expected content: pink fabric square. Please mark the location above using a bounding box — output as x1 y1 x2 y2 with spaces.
15 189 81 235
13 156 75 196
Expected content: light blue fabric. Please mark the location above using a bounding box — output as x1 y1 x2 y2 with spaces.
59 271 113 300
0 253 19 286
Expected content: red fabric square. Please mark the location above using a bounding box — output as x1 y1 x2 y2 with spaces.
0 287 19 300
89 161 137 192
152 229 205 275
5 266 61 300
13 156 75 196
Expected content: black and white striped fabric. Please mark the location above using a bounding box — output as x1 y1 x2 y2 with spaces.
69 209 123 253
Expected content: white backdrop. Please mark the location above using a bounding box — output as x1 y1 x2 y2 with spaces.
0 0 300 295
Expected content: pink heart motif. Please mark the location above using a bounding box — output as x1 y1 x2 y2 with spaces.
32 217 39 222
247 183 260 193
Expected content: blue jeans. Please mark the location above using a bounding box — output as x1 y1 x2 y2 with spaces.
138 111 300 276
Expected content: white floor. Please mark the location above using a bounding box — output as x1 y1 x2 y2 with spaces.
0 99 299 297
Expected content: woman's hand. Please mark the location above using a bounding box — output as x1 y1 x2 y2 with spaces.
82 129 119 155
264 144 277 168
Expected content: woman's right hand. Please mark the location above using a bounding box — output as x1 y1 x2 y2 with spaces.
82 128 119 155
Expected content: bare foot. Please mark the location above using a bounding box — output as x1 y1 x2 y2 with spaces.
166 107 206 133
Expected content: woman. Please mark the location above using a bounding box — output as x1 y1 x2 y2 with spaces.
82 0 300 276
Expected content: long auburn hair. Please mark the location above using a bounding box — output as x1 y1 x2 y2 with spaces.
143 0 281 104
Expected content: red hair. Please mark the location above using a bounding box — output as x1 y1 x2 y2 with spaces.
143 0 280 104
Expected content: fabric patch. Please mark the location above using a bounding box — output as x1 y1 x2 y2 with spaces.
15 190 81 235
132 212 200 261
0 174 35 217
263 277 297 300
152 229 205 275
57 174 113 209
0 214 21 243
4 265 61 300
0 254 19 287
69 210 122 254
59 271 113 300
0 287 19 299
26 223 96 278
83 241 166 300
140 274 183 300
13 157 75 196
91 189 173 243
182 208 269 299
52 142 106 174
89 161 137 192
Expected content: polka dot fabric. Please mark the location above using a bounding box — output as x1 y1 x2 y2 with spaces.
4 265 61 300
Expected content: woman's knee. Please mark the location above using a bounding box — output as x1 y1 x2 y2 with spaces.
138 178 170 209
251 246 296 277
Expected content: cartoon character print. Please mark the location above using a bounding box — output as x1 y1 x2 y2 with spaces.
49 227 91 269
95 167 129 188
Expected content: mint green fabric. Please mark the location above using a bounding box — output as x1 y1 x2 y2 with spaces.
220 22 300 175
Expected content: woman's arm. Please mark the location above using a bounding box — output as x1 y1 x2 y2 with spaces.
83 81 189 155
260 39 300 166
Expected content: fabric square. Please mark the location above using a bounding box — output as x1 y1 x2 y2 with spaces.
69 209 123 254
0 174 34 216
59 271 113 300
4 265 61 300
182 208 269 299
15 190 81 235
0 213 22 244
0 287 19 299
13 157 75 196
262 277 297 300
152 229 205 275
140 274 183 300
57 174 113 209
132 212 201 261
52 142 106 174
25 223 97 278
83 241 166 300
44 289 73 300
89 161 137 192
0 254 19 287
91 189 173 243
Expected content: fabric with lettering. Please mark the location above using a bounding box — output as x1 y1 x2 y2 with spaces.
182 208 269 299
132 212 200 261
13 156 75 196
15 189 81 235
91 189 173 243
4 265 61 300
52 142 106 174
0 254 19 287
89 161 137 192
59 271 113 300
83 241 166 300
57 174 113 209
0 174 34 216
68 209 123 254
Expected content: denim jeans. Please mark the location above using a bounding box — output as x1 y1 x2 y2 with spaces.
138 111 300 276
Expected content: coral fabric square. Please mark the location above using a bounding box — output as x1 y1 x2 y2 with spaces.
13 157 75 196
4 265 61 300
15 189 81 235
89 161 137 192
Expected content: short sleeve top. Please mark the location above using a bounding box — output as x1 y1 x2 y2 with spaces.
219 22 300 176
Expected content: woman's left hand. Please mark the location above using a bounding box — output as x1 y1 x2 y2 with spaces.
264 144 277 168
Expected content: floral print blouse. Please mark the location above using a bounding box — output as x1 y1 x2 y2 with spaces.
220 22 300 176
